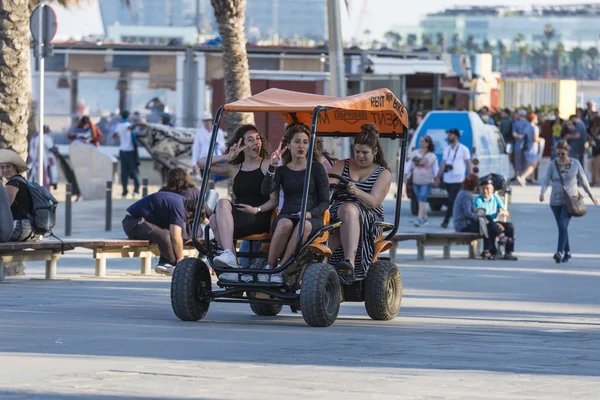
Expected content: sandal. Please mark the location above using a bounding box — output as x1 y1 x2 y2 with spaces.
482 250 495 260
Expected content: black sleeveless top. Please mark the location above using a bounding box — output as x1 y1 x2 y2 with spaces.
233 160 269 206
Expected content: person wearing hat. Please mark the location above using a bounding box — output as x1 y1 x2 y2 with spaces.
112 110 140 200
474 175 517 260
0 149 38 242
0 180 14 242
435 128 472 229
512 109 533 178
191 111 226 175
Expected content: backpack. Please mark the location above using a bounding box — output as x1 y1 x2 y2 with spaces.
13 176 58 235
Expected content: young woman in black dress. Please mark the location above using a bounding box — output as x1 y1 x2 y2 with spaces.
197 125 278 277
261 122 330 283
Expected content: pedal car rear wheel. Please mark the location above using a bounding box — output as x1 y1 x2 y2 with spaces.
250 303 283 316
171 258 212 321
364 260 402 320
300 263 340 327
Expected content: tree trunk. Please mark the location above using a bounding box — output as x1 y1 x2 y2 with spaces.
211 0 254 134
0 0 31 158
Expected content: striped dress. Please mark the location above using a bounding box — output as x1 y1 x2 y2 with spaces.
330 160 385 284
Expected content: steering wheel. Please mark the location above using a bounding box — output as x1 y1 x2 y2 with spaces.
328 173 351 202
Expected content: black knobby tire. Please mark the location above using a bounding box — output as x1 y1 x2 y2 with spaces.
410 197 418 215
364 260 402 321
171 258 212 321
300 263 341 327
250 303 283 316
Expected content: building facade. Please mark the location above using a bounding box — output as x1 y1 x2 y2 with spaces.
420 5 600 51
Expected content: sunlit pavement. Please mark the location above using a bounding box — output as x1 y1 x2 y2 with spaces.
1 185 599 399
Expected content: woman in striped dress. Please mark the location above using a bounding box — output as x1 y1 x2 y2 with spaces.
328 124 392 284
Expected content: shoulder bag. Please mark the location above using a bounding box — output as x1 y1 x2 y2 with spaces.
555 161 587 217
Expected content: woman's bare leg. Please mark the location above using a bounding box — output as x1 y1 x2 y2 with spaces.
281 221 312 264
337 203 361 266
214 199 235 253
418 201 427 220
209 214 221 246
267 218 294 267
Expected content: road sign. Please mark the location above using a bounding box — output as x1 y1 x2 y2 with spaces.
30 4 58 44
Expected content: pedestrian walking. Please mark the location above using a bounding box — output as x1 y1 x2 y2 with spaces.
589 115 600 186
435 128 472 229
407 135 438 227
28 125 58 190
512 109 533 178
516 113 541 186
566 114 587 166
550 109 564 159
539 140 598 263
112 110 141 199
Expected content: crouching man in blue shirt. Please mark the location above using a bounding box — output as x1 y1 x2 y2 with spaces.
474 177 517 260
122 191 197 275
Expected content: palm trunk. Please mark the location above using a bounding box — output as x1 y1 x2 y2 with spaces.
0 0 31 159
211 0 254 134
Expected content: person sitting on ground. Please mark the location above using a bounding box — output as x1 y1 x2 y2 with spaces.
261 122 330 283
452 174 504 260
122 191 196 276
197 125 278 280
328 123 392 284
0 149 39 242
0 180 14 243
474 176 518 260
68 116 104 147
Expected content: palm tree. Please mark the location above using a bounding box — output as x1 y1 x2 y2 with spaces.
497 40 510 74
450 33 462 53
211 0 254 133
571 47 585 78
383 31 401 49
0 1 133 159
482 39 493 54
553 42 566 78
406 33 417 47
465 35 478 54
543 24 555 77
518 45 530 75
421 33 432 47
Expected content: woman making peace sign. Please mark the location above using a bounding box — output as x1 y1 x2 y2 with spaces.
197 125 278 277
260 123 330 283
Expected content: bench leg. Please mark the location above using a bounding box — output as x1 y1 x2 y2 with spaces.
141 253 152 275
45 253 60 280
443 242 451 259
95 254 107 277
417 241 425 261
0 258 4 282
389 244 397 261
469 240 478 259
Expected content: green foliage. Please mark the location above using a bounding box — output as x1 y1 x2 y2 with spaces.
491 104 556 122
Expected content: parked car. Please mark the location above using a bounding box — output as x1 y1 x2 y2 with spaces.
406 111 511 215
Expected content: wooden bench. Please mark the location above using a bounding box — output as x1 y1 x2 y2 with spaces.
0 239 198 281
389 232 482 261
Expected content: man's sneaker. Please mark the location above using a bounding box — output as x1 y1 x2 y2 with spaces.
420 218 429 226
414 219 422 227
155 262 174 275
133 192 141 200
441 221 449 229
163 265 176 276
516 176 526 187
213 249 239 268
562 252 572 262
553 252 564 263
270 272 285 284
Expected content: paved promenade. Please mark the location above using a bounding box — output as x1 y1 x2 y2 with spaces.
1 185 599 399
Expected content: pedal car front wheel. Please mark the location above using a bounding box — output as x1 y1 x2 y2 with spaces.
171 258 212 321
300 263 340 327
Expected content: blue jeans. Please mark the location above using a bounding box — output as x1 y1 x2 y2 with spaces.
550 204 571 255
413 183 432 202
239 240 262 267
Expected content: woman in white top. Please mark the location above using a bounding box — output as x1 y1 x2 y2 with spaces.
406 135 438 226
517 112 541 186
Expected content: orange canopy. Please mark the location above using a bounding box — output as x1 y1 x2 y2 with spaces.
223 88 409 136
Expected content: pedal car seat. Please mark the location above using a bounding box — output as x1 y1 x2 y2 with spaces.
371 222 394 262
236 208 279 242
308 210 333 258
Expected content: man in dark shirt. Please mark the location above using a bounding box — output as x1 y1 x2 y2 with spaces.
567 114 587 165
122 191 196 275
499 108 513 145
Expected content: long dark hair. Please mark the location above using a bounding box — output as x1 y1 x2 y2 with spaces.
315 139 338 167
422 135 435 153
164 168 195 194
225 124 269 165
354 123 389 170
281 122 321 165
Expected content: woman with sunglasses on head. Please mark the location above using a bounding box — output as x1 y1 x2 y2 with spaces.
406 135 438 227
540 140 598 263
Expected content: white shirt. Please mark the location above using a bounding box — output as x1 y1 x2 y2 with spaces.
442 142 471 184
192 125 226 164
114 120 134 151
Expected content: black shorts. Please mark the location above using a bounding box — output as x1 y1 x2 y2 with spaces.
272 213 323 236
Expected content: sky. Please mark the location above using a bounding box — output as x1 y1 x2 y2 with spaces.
51 0 600 41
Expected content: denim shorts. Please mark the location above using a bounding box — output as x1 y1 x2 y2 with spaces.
413 183 432 202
